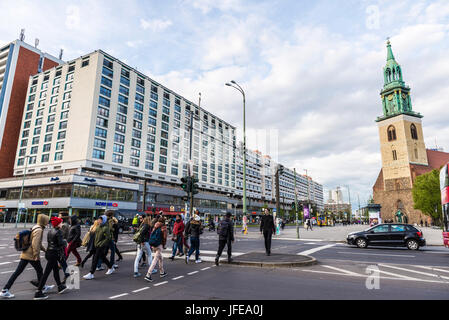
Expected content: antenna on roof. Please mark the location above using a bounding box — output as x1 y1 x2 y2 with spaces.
34 38 39 48
59 49 64 60
19 29 25 41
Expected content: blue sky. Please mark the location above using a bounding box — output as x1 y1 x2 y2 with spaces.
1 0 449 210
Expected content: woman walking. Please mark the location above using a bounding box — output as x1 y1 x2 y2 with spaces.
169 215 184 260
80 219 100 268
185 215 203 264
34 217 69 300
133 216 156 277
66 215 82 266
145 217 167 282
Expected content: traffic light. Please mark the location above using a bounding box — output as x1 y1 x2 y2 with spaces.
191 177 199 195
181 176 191 193
278 164 284 175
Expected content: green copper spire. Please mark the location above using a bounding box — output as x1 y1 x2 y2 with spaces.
386 40 395 61
376 40 422 122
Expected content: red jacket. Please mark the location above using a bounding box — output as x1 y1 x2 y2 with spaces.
173 220 185 236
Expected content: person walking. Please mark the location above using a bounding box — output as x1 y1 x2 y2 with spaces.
80 219 100 268
185 215 203 264
215 213 235 266
132 214 140 233
169 214 185 260
260 209 275 256
145 217 168 282
57 212 70 282
34 217 69 300
106 210 120 268
1 214 52 299
82 216 115 280
133 216 157 277
66 215 82 266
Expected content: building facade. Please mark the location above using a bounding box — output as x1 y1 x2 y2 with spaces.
373 41 449 224
0 39 62 178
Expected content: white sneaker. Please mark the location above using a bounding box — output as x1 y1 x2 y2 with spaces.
105 267 115 275
195 259 202 264
83 273 94 280
42 285 54 293
0 289 14 299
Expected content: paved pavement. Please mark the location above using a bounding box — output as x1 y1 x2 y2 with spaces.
1 225 448 300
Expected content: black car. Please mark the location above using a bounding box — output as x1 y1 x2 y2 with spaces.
347 223 426 250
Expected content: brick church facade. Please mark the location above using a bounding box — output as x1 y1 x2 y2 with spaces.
372 41 449 224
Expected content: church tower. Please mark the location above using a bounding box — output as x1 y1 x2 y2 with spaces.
376 40 428 192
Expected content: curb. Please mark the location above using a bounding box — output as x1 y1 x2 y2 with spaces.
224 254 317 268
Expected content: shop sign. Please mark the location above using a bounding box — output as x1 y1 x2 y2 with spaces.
95 202 118 207
31 201 48 206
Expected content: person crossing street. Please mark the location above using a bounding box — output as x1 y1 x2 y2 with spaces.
260 209 276 256
169 214 185 260
215 213 235 266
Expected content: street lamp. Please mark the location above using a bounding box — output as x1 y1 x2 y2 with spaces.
226 80 247 217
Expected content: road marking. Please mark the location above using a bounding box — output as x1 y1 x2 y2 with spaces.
13 260 19 262
379 264 449 280
0 262 11 266
305 243 317 245
367 267 419 281
0 270 14 274
417 266 449 274
280 238 324 242
321 265 361 276
298 244 336 256
201 267 211 271
172 276 184 280
187 271 199 275
337 251 415 258
6 254 18 257
154 281 168 286
109 293 129 299
132 287 149 293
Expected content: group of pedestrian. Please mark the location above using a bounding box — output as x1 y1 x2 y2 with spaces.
0 209 241 300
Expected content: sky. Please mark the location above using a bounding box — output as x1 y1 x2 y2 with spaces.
1 0 449 210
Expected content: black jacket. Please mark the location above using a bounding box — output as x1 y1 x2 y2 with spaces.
67 216 81 244
46 228 65 253
185 220 203 238
218 218 235 241
139 223 151 243
260 215 276 234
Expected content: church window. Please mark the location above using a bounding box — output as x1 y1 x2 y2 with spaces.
411 124 418 140
392 150 398 161
388 126 397 141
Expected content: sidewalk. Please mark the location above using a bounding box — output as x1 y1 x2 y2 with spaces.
235 225 445 246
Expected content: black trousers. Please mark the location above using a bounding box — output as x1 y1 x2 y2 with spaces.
90 246 112 274
216 239 232 259
38 251 62 291
263 231 273 254
4 259 43 290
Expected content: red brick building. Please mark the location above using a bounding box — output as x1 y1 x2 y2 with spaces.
0 40 62 178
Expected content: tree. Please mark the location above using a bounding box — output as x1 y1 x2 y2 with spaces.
412 169 442 225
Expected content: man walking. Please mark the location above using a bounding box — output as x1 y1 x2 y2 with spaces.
215 213 235 266
185 215 203 263
169 214 185 260
66 215 82 266
1 214 51 299
260 209 275 256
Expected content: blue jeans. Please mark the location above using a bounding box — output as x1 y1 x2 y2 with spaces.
187 237 200 261
172 236 183 257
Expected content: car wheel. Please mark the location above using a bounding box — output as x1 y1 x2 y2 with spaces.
356 238 368 249
406 239 419 250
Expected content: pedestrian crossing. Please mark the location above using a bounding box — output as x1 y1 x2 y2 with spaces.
122 249 246 263
297 263 449 284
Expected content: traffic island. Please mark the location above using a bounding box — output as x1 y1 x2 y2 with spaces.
224 252 317 268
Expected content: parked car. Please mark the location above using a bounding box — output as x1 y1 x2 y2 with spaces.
347 223 426 250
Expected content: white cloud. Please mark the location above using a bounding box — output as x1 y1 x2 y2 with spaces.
140 18 173 32
65 5 81 30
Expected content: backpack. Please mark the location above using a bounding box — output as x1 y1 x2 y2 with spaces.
14 229 32 251
149 228 162 247
217 220 229 238
133 225 145 244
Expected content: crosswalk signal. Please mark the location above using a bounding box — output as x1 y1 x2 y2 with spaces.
181 176 191 193
191 178 199 195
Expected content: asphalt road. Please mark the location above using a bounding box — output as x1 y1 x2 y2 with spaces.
0 226 449 300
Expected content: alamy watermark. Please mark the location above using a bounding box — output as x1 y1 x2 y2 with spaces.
365 265 380 290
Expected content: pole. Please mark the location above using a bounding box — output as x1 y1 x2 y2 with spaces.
242 91 247 217
275 166 280 220
346 185 352 224
294 168 299 239
142 179 147 213
16 156 29 228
